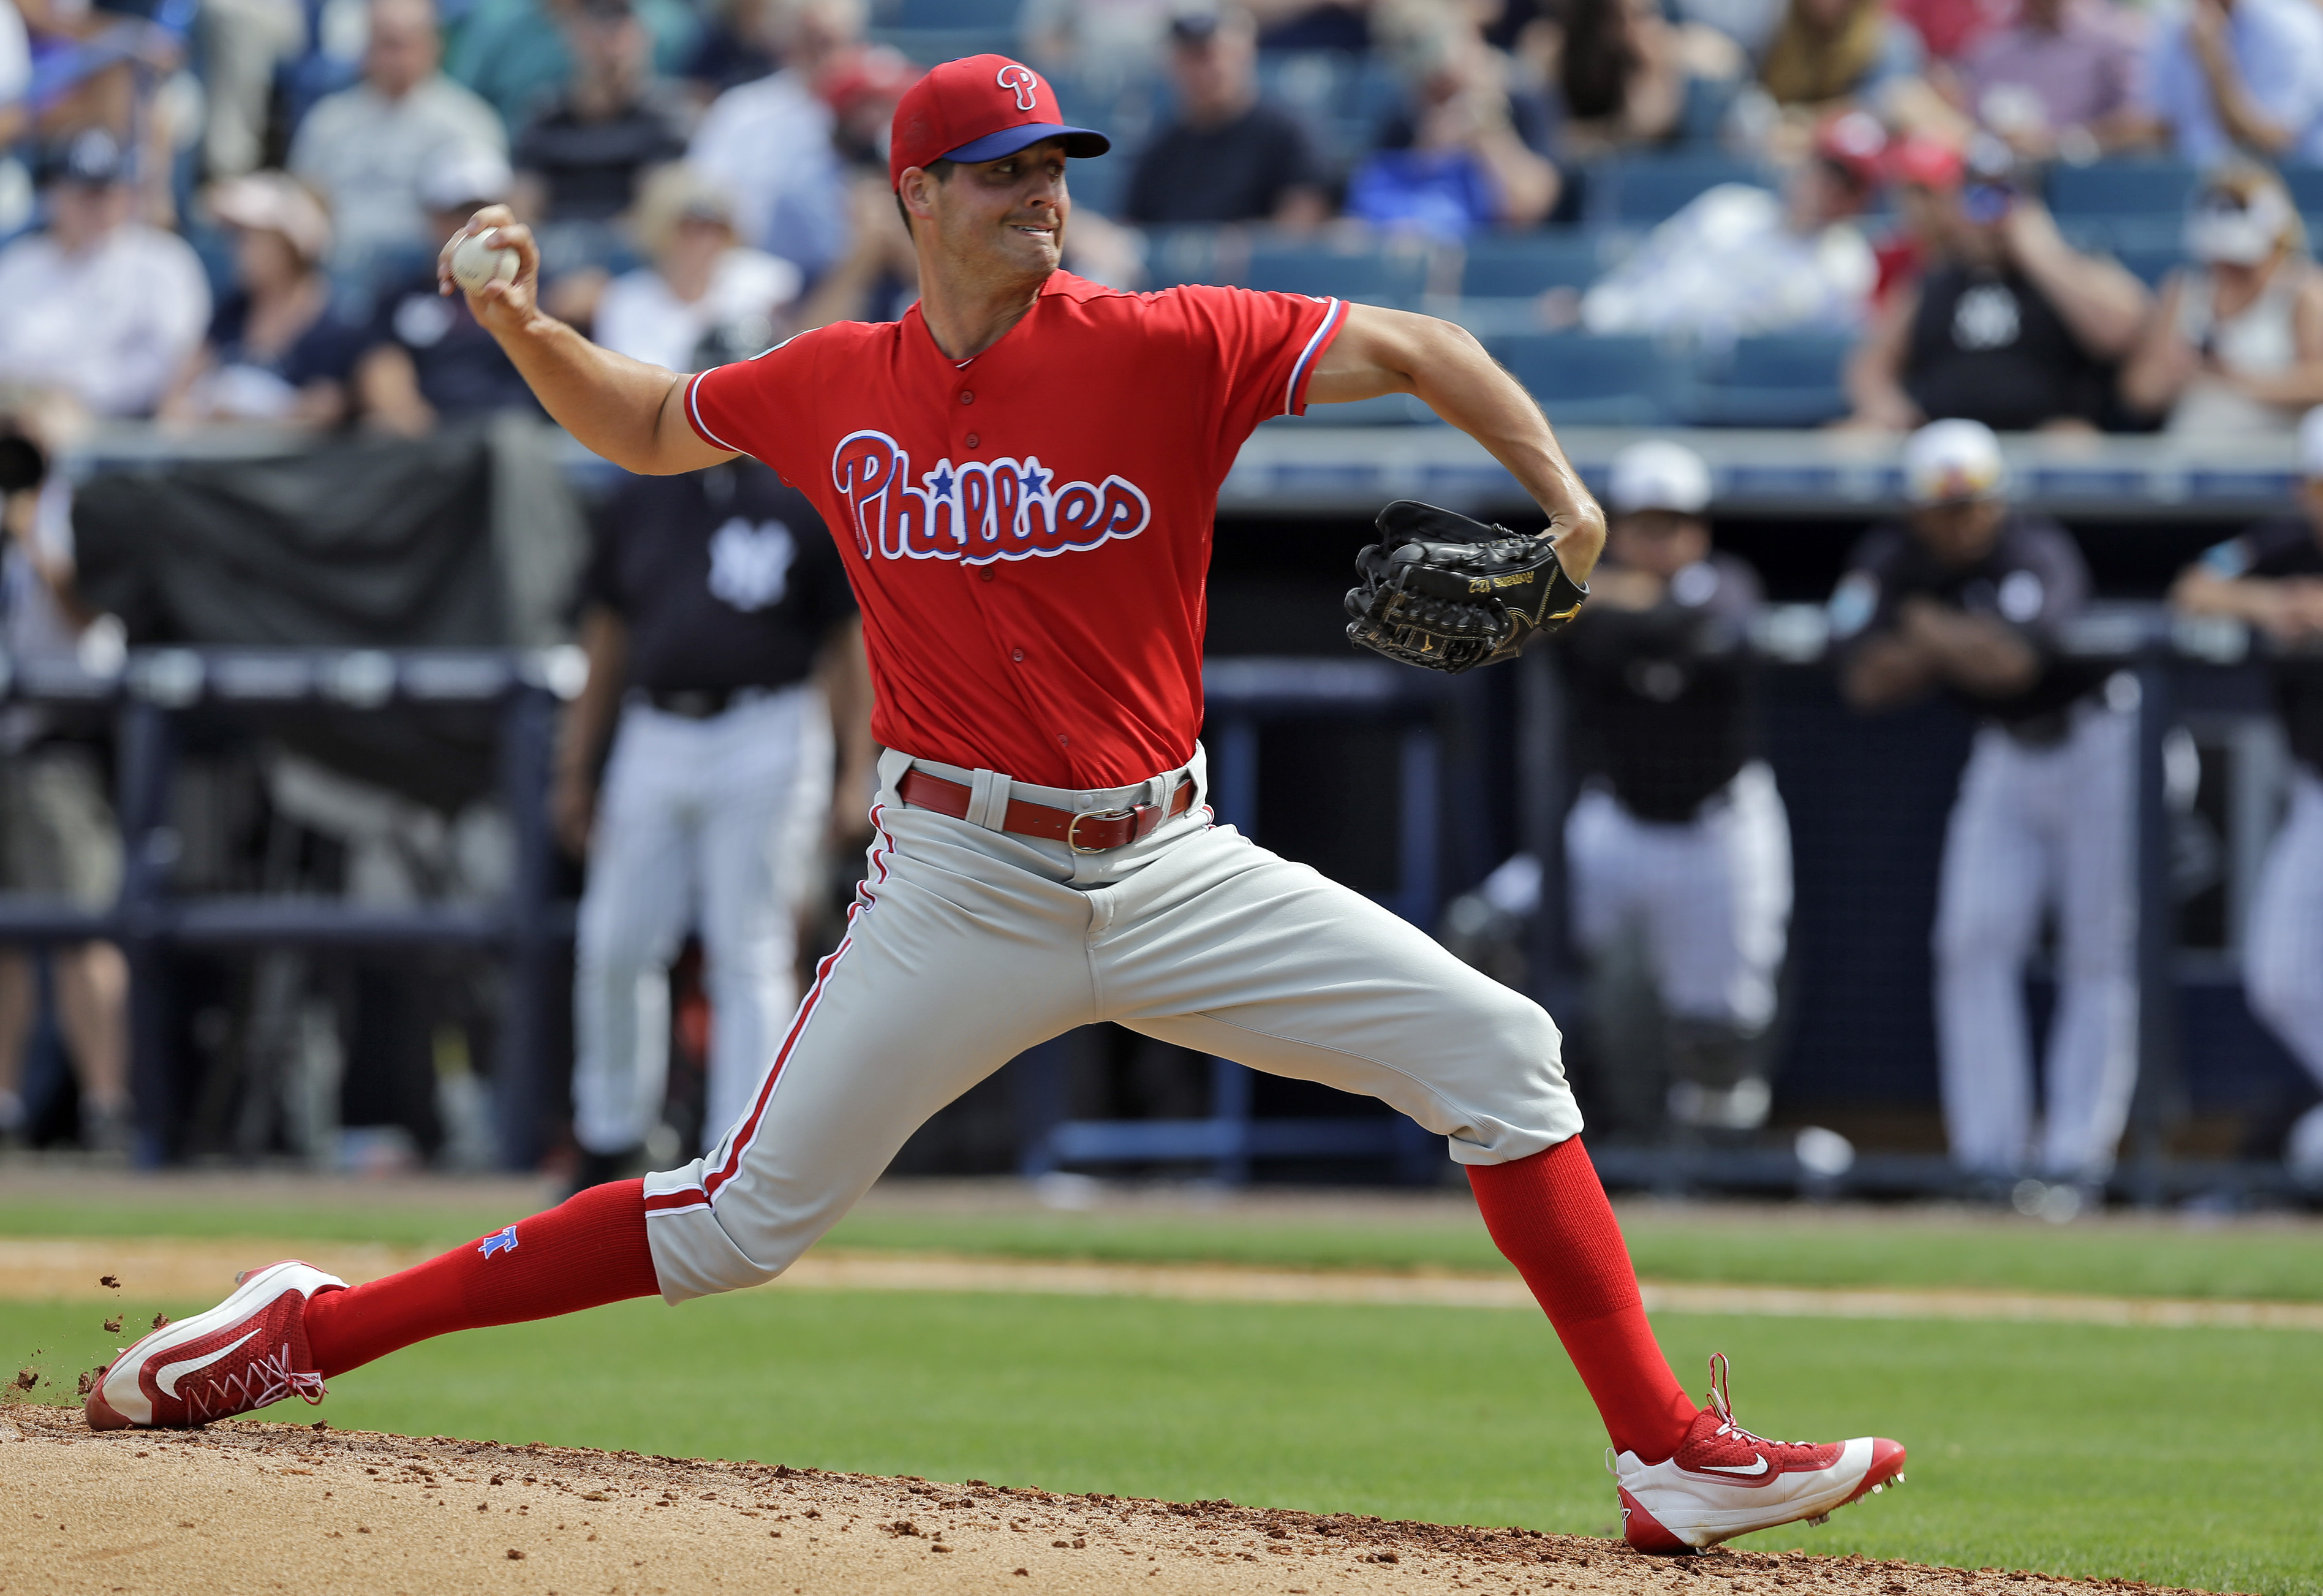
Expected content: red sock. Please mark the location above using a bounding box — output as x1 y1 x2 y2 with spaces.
1467 1136 1697 1462
303 1179 662 1379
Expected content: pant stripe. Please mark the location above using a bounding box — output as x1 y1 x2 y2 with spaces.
643 806 894 1217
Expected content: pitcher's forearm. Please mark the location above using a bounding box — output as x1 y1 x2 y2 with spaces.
500 315 709 474
1405 331 1605 577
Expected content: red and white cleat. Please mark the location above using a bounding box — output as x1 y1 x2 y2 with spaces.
85 1260 344 1431
1613 1353 1906 1554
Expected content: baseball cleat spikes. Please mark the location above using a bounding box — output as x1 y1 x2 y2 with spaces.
85 1260 344 1430
1611 1353 1906 1554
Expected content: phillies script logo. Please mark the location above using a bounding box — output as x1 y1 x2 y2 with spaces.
831 429 1150 565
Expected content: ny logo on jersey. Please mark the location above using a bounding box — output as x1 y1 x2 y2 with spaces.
831 429 1150 567
706 517 796 611
477 1225 519 1260
996 64 1039 111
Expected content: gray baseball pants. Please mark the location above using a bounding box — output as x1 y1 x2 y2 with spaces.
1565 761 1792 1034
643 744 1581 1301
572 687 832 1157
2244 768 2323 1164
1933 702 2139 1180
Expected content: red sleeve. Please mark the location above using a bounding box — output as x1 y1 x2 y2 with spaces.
682 332 821 477
1156 286 1348 448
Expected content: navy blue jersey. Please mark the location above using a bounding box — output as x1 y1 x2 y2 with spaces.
582 461 856 694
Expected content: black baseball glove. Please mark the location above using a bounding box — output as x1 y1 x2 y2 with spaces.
1343 500 1590 674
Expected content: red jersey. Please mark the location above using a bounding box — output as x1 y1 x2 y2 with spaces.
684 272 1347 789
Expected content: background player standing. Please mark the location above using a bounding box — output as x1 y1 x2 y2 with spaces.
2170 404 2323 1189
1562 440 1790 1141
88 55 1903 1553
1831 420 2136 1197
553 461 871 1191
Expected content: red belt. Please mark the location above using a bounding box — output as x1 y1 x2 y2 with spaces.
897 769 1197 853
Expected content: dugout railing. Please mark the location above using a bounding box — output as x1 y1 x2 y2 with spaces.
0 646 570 1170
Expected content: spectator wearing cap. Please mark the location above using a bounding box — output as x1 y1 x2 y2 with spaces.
159 172 352 427
1944 0 2147 163
2170 405 2323 1192
512 0 692 270
1579 110 1883 338
0 130 208 418
351 149 540 433
1844 141 2149 431
686 0 860 281
1121 6 1328 229
591 164 801 371
2145 0 2323 167
1830 419 2136 1190
2121 165 2323 439
289 0 506 278
1347 7 1562 238
448 0 698 136
1558 439 1789 1144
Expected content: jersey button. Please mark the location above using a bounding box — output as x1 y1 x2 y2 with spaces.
1010 648 1025 662
978 568 994 583
959 390 975 404
964 432 980 448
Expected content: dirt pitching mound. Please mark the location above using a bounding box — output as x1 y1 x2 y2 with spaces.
0 1402 2203 1596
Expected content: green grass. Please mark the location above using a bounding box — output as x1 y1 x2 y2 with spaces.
4 1290 2313 1595
7 1190 2322 1302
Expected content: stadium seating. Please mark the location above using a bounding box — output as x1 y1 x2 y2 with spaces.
1681 333 1854 428
1244 243 1432 306
1488 332 1690 425
2044 161 2199 224
1457 231 1610 299
1592 154 1767 224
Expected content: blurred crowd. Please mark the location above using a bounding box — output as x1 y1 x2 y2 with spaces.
6 0 2323 441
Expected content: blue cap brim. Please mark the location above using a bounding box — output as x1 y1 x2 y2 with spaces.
941 123 1111 164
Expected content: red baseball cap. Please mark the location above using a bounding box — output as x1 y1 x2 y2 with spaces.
1886 136 1964 191
888 55 1109 190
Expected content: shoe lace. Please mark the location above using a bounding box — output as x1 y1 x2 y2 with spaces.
186 1341 327 1421
1703 1352 1810 1451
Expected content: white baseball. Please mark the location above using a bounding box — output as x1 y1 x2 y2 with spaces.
450 231 519 293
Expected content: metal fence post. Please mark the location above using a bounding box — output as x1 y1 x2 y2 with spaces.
114 697 175 1169
494 683 559 1170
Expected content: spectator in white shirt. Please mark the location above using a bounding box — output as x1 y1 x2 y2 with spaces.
2145 0 2323 167
686 0 856 281
0 131 210 419
592 164 799 372
289 0 505 278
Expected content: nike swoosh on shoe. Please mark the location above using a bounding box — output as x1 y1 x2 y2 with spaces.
1697 1456 1770 1476
156 1329 260 1399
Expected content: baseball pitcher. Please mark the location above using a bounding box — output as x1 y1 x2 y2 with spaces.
88 56 1903 1552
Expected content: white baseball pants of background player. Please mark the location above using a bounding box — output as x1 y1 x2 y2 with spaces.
572 686 833 1159
643 744 1581 1299
2242 767 2323 1174
1563 761 1792 1035
1932 700 2137 1180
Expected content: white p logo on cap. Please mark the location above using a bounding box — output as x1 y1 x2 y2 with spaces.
997 64 1039 110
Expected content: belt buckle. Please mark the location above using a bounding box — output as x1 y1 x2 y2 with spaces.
1065 806 1136 853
